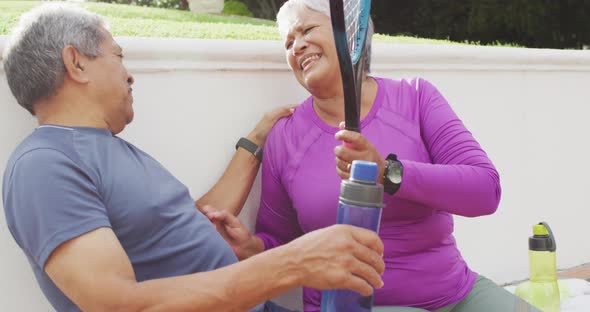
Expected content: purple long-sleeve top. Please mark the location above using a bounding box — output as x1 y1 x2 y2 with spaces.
255 77 501 311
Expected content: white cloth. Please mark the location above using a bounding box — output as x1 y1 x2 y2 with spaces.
505 279 590 312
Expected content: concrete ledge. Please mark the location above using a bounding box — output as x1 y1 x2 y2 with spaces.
2 36 590 73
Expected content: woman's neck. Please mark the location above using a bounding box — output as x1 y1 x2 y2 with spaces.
312 76 378 127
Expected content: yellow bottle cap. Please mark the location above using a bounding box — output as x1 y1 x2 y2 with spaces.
533 224 549 236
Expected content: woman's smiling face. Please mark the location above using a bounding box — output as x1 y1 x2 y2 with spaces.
283 7 341 95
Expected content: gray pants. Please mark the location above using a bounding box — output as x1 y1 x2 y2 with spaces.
373 275 541 312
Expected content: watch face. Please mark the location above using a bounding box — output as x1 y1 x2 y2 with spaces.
387 162 402 184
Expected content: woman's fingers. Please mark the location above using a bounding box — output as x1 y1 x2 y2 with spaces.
335 129 366 148
336 165 351 180
335 157 351 173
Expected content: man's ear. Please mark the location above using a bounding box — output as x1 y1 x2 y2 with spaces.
62 45 89 84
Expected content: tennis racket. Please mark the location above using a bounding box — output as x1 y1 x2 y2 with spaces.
329 0 372 133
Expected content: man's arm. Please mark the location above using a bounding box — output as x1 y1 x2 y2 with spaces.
196 106 294 216
46 225 384 312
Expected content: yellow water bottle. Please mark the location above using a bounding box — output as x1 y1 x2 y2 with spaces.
515 222 560 311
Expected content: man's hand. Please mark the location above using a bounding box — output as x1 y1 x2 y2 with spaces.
247 105 297 147
281 224 385 296
201 205 263 260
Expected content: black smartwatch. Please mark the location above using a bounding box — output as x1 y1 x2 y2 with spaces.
383 153 403 195
235 137 263 162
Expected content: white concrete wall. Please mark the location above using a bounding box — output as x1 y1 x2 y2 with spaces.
1 36 589 311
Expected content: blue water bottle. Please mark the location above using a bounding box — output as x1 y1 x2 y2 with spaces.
321 160 384 312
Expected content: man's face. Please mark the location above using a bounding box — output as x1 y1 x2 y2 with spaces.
85 28 135 134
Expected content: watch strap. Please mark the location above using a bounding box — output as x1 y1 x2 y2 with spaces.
235 137 263 162
383 153 402 195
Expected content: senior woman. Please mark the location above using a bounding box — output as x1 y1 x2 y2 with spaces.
204 0 540 311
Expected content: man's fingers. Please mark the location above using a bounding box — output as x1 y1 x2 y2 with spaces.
200 205 217 214
207 211 242 228
206 211 226 221
347 227 384 256
340 274 375 297
225 225 247 241
349 259 384 291
219 211 242 228
270 104 297 120
352 243 385 275
275 107 293 119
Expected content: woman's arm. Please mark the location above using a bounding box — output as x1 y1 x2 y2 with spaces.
393 79 501 217
196 106 294 216
334 79 501 217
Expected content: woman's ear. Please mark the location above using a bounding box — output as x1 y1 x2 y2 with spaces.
62 45 89 84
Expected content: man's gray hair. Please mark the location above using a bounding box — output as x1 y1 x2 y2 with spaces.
276 0 374 73
2 4 107 115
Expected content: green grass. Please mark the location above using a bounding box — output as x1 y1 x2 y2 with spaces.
0 1 466 44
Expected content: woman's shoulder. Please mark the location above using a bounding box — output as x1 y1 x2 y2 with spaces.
266 96 316 148
372 76 445 123
264 97 321 174
374 76 437 92
374 76 443 109
269 97 312 133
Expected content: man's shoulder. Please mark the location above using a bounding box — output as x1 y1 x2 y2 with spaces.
3 130 73 184
7 128 74 164
1 126 108 192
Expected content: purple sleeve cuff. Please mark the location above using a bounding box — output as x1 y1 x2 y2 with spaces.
255 232 281 251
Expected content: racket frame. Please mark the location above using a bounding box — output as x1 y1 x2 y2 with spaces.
329 0 371 133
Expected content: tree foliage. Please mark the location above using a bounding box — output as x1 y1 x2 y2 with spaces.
238 0 283 20
371 0 590 49
239 0 590 49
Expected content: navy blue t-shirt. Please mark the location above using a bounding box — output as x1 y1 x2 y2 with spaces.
2 125 262 311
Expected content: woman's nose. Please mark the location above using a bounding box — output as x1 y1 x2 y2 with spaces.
292 38 308 55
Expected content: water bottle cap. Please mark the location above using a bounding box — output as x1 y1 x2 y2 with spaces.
533 224 549 236
350 160 378 183
529 222 556 252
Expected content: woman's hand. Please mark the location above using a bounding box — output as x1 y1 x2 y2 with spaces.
247 105 297 147
334 122 387 182
200 205 263 260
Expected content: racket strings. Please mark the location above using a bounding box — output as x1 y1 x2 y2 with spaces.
343 0 361 55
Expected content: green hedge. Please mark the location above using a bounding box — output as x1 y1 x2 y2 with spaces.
370 0 590 49
223 1 253 17
92 0 188 11
93 0 255 16
231 0 590 49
